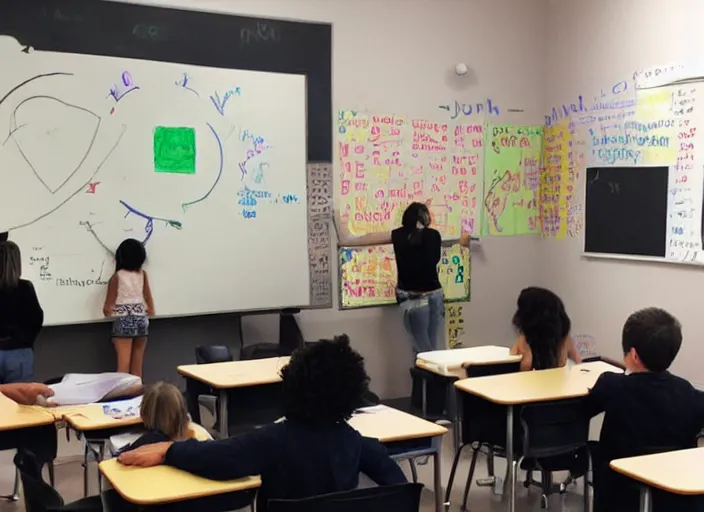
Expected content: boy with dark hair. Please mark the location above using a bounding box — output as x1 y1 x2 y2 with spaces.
118 335 406 511
585 308 704 512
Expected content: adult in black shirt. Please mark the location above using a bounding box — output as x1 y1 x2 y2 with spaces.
0 241 44 383
583 308 704 512
335 202 470 354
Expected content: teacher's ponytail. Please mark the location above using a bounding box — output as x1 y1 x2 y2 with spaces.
401 202 431 246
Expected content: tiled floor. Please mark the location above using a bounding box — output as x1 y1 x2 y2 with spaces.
0 414 591 512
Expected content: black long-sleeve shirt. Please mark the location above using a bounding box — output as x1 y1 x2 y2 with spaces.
583 371 704 512
0 280 44 351
164 421 407 511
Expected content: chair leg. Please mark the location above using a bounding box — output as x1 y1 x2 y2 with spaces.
583 473 589 511
408 459 418 483
444 443 471 506
461 448 480 510
82 442 89 497
540 468 552 509
487 446 495 477
10 468 19 501
47 461 55 487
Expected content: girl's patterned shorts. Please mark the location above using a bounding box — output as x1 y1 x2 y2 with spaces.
111 304 149 338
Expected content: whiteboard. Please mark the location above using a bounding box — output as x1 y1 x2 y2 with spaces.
0 37 309 325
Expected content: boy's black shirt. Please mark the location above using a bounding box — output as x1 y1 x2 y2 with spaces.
584 371 704 511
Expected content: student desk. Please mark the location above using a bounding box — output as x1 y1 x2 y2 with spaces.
51 403 143 497
455 360 623 512
416 345 522 451
178 356 290 435
99 458 261 506
0 394 55 431
611 447 704 512
350 405 448 512
98 406 446 511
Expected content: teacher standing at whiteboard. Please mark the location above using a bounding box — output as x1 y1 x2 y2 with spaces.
335 202 470 354
0 241 44 383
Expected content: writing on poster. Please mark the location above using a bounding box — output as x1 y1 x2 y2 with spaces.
446 304 465 349
483 125 543 236
339 245 470 309
541 122 580 239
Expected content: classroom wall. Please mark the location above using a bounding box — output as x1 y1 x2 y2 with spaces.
34 0 548 398
541 0 704 386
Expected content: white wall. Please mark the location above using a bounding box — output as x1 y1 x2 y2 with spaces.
543 0 704 385
36 0 544 398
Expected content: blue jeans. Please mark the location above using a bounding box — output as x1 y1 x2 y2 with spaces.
398 289 445 354
0 348 34 384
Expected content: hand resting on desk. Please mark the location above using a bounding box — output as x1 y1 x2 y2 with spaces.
0 382 54 405
118 442 173 467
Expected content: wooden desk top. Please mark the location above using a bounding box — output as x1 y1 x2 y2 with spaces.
55 404 142 432
349 405 447 443
416 345 522 378
99 458 261 505
0 394 55 432
455 360 623 405
610 448 704 495
177 357 290 388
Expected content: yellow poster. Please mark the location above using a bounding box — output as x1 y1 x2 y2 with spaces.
540 122 573 239
446 304 465 348
339 244 470 309
632 88 677 165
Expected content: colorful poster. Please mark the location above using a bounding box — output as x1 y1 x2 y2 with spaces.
337 110 483 238
446 304 465 349
339 245 470 309
540 122 576 239
632 88 677 165
482 125 543 236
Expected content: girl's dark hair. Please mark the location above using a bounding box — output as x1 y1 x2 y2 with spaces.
115 239 146 272
512 287 571 370
401 202 431 246
280 334 369 426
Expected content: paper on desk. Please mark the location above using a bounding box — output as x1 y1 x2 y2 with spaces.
101 396 142 419
46 373 141 406
108 431 144 452
354 404 392 415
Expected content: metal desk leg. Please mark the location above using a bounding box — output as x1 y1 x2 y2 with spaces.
448 384 460 453
422 378 428 418
218 389 229 436
639 486 652 512
506 405 516 512
433 437 443 512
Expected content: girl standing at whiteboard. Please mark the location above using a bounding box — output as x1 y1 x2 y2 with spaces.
335 202 470 354
103 239 154 378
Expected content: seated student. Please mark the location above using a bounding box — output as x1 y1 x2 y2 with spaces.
105 381 252 512
119 336 407 511
510 287 581 370
584 308 704 512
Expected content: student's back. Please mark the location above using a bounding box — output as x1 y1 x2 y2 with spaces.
585 308 704 512
118 337 406 512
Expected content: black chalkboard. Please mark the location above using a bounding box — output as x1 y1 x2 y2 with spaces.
584 166 669 257
0 0 332 161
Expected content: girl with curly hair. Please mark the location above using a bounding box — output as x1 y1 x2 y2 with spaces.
510 287 581 371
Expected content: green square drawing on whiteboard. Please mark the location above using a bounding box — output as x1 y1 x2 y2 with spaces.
153 126 196 174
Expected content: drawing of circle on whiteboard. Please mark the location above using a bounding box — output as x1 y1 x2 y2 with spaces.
0 71 127 233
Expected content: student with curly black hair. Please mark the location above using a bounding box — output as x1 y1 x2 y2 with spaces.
117 335 406 511
510 287 581 371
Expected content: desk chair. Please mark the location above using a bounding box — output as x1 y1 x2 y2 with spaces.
517 399 590 510
14 450 103 512
189 345 234 429
267 483 424 512
444 361 521 510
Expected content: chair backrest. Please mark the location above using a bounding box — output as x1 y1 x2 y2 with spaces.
195 345 233 364
464 360 521 378
14 451 64 512
267 483 423 512
520 398 589 459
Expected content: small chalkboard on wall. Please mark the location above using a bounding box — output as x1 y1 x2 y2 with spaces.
584 166 669 258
